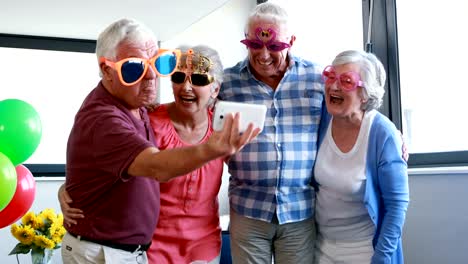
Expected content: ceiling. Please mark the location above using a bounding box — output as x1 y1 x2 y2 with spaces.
0 0 231 41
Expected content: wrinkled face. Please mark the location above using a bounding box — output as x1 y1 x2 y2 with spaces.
101 39 158 109
325 63 365 119
245 18 292 82
171 52 218 114
171 72 218 115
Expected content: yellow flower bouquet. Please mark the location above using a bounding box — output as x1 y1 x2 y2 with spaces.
9 208 66 264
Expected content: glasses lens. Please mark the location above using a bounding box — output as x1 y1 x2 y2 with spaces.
241 39 264 50
155 52 177 75
266 42 290 52
322 67 336 83
121 60 145 84
190 73 212 86
339 73 358 91
171 72 186 84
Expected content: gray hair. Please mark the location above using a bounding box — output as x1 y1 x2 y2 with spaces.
332 50 386 111
244 2 291 36
95 18 158 75
176 44 224 92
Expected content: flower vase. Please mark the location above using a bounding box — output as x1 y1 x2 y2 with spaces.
31 248 53 264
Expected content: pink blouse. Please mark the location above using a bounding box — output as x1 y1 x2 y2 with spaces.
147 104 223 264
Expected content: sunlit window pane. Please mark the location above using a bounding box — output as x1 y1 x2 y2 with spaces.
397 0 468 153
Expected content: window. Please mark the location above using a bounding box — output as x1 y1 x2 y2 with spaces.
366 0 468 167
0 47 98 165
0 35 96 175
397 0 468 154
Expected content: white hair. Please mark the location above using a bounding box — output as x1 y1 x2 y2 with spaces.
244 2 291 36
95 18 158 76
332 50 386 111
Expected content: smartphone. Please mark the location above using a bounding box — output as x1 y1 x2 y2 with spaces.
212 101 267 132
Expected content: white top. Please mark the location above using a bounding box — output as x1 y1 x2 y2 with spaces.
314 110 377 241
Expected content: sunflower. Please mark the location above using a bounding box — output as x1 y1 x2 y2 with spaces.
9 208 66 260
11 224 35 245
33 235 56 249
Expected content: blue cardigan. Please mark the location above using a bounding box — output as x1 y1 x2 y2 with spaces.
315 110 409 264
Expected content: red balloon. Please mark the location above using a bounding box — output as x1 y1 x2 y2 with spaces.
0 165 36 229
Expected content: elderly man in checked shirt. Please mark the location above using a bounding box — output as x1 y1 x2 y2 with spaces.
218 3 328 264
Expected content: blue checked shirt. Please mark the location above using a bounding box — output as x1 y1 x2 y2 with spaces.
219 54 327 224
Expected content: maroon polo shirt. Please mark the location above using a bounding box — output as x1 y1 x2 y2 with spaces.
65 82 159 245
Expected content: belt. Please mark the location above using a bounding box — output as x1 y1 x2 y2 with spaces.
68 232 151 252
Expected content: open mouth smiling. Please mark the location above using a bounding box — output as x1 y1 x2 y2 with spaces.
329 94 344 104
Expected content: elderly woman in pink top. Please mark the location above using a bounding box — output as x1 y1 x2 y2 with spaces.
146 45 225 264
59 45 228 264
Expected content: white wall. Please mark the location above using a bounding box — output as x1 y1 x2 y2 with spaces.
403 172 468 264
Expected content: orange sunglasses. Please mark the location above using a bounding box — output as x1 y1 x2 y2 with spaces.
99 49 181 86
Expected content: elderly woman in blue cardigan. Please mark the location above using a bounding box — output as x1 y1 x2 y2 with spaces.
313 50 409 264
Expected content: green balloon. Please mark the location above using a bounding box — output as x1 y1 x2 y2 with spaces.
0 99 42 165
0 152 17 212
